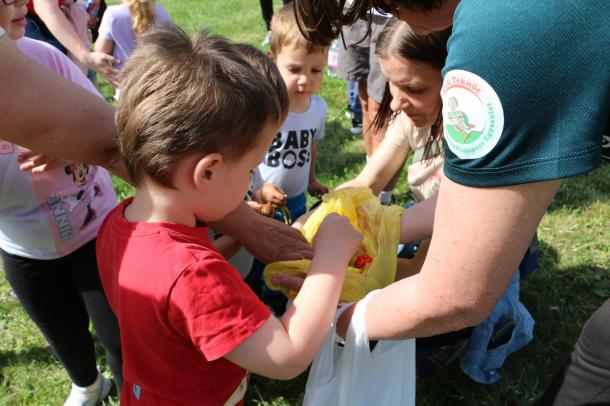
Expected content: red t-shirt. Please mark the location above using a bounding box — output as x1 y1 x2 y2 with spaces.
96 199 271 405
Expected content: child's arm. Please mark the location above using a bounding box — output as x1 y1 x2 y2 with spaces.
307 143 329 197
33 0 119 86
212 235 242 260
224 213 362 379
93 36 116 86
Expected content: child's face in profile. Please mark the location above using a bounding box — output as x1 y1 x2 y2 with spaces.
1 0 27 40
203 120 280 221
273 44 327 106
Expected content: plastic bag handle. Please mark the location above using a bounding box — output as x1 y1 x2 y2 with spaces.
346 290 381 351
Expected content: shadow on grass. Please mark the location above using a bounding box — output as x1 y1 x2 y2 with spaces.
548 165 609 212
0 346 56 372
317 119 367 176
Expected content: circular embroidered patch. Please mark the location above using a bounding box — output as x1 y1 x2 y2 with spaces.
441 70 504 160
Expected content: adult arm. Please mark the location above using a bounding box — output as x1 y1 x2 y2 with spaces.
32 0 119 85
337 135 409 195
338 177 562 340
210 200 313 263
0 36 127 179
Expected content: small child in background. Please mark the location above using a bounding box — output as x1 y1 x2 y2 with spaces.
258 2 330 221
94 0 170 98
97 25 361 405
0 1 122 404
234 43 289 220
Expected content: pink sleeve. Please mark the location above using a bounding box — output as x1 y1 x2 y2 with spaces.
15 38 101 97
168 257 271 361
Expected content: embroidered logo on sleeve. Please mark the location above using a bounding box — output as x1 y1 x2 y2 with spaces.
441 70 504 159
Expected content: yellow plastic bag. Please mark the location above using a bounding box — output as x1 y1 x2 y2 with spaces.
264 188 403 302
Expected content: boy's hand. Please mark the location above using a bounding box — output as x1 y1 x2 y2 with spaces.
261 183 287 208
312 213 362 264
308 178 329 197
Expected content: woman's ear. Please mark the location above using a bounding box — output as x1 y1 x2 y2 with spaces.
193 153 223 191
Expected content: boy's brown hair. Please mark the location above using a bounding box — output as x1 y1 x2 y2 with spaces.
116 24 289 187
270 2 331 55
234 44 289 112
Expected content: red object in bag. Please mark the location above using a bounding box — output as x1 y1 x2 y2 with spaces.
353 254 373 269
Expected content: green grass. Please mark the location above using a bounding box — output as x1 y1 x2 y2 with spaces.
1 0 609 404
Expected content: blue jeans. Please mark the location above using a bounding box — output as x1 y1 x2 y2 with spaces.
459 270 535 384
347 80 362 122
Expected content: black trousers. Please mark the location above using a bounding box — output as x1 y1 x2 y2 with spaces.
537 298 610 405
2 239 122 390
259 0 290 31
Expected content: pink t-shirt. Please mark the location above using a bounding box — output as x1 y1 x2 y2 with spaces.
0 38 116 259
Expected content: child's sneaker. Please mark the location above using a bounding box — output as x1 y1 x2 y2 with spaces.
350 116 363 135
64 372 112 406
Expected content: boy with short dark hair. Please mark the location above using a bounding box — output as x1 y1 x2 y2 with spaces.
97 24 362 405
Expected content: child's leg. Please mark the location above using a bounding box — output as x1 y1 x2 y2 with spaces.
1 248 98 387
68 239 123 391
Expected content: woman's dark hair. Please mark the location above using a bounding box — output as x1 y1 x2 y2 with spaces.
292 0 444 45
372 19 451 160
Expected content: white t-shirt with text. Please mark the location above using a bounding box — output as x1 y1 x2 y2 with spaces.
258 95 327 198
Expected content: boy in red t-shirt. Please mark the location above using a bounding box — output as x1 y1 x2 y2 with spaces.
96 24 362 405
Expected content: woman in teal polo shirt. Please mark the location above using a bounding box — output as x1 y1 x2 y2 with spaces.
288 0 610 403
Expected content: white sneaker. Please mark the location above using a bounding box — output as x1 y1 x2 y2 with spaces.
261 31 272 47
64 372 112 406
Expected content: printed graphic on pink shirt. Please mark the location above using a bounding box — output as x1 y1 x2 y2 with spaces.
32 162 105 254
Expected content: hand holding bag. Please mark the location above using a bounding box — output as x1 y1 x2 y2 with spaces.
303 291 416 406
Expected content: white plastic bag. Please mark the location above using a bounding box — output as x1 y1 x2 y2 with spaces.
303 291 416 406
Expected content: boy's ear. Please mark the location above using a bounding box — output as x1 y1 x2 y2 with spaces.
267 50 275 59
193 153 223 191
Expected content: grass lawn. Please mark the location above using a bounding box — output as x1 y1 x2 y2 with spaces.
1 1 608 404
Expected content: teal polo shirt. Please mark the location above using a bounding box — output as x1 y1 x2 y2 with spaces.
441 0 610 187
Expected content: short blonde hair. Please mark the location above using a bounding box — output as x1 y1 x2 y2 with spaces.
116 25 288 187
270 2 331 55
